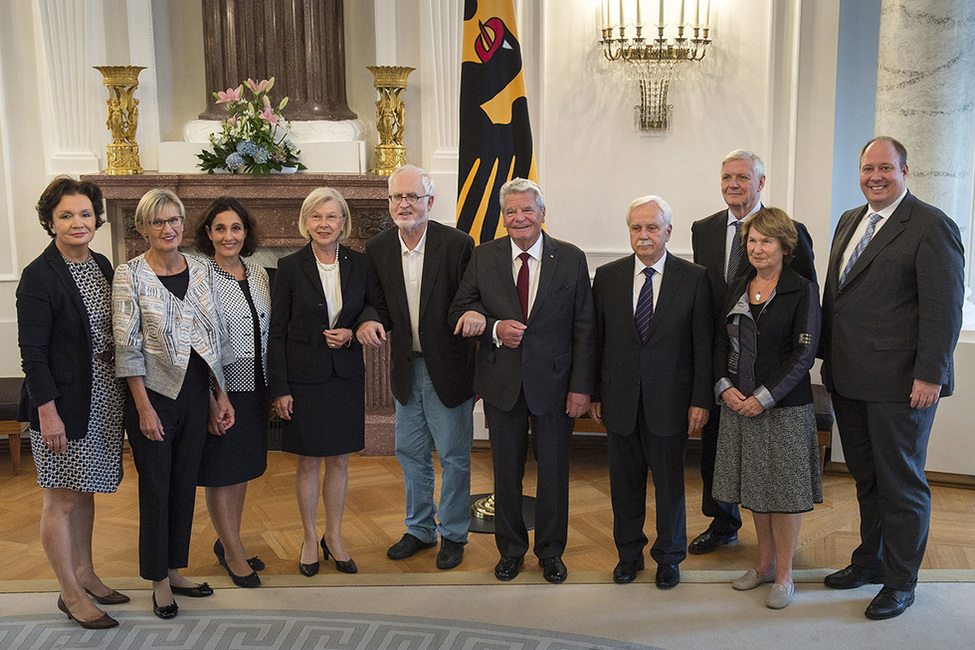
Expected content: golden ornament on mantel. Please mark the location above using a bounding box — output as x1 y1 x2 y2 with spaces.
366 65 415 176
93 65 146 175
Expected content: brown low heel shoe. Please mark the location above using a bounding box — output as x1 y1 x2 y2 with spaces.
84 588 131 605
58 596 119 630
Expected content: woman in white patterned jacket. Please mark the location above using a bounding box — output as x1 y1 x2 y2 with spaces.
194 196 271 589
112 188 235 620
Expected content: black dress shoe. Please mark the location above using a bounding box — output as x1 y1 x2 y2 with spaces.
387 533 437 560
214 538 265 571
58 596 119 629
655 563 680 589
321 536 358 574
865 587 915 620
170 582 214 597
688 530 738 555
152 593 178 620
494 555 524 581
824 564 885 589
539 556 568 584
436 538 465 570
613 556 645 584
299 541 320 576
84 588 130 605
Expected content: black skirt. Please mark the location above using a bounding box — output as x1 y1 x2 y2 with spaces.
197 388 269 487
281 375 365 457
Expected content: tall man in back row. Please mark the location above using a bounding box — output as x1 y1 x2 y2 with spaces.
689 149 816 554
821 137 963 620
450 178 595 584
357 165 477 570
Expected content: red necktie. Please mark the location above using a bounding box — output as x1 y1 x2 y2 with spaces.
517 252 530 319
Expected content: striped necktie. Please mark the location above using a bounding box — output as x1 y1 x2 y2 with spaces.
634 267 655 343
840 212 882 287
727 219 745 282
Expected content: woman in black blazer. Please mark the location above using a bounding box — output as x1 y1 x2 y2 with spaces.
17 177 127 629
268 187 382 577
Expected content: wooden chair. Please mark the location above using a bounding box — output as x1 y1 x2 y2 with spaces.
0 377 26 475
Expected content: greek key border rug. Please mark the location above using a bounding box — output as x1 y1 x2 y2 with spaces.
0 610 659 650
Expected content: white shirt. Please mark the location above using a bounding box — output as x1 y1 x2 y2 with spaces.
316 255 342 329
839 189 907 274
492 235 544 346
399 225 428 352
633 250 667 314
726 202 762 281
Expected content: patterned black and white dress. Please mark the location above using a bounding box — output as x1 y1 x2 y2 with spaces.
197 257 270 487
30 257 125 492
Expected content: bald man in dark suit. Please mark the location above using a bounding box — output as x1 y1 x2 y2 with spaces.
450 178 595 585
821 137 963 620
689 149 816 555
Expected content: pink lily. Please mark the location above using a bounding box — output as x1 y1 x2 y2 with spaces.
215 86 242 104
246 78 270 94
258 106 280 127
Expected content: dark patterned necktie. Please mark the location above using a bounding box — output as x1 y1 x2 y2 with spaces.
840 212 882 287
634 267 655 343
517 252 530 319
727 219 744 281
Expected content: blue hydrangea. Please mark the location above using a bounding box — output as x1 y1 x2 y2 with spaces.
225 152 246 170
253 147 271 164
236 140 259 156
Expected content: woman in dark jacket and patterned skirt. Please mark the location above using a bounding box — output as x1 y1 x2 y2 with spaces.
17 177 127 629
712 207 822 610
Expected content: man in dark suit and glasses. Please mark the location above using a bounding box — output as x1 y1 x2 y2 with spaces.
821 136 964 620
357 165 477 570
449 178 596 584
689 149 816 555
589 196 713 589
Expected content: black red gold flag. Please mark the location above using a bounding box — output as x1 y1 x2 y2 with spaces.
456 0 539 244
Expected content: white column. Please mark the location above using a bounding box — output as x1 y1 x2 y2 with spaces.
124 0 160 172
875 0 975 238
420 0 462 218
32 0 106 175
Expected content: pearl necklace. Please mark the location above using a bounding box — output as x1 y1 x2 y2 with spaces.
313 246 339 271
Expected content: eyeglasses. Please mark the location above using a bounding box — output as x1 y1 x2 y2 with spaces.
388 193 429 206
148 216 184 230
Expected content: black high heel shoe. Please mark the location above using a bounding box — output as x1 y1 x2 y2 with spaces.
213 540 261 587
214 539 265 571
321 535 358 574
58 596 119 629
298 542 320 577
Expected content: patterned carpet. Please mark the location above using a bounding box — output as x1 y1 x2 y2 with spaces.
0 610 658 650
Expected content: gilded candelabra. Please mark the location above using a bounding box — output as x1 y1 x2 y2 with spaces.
599 1 712 133
93 66 146 174
367 66 415 176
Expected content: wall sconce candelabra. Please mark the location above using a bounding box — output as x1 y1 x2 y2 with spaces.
599 1 711 133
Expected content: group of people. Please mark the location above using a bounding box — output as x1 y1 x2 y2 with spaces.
16 135 962 629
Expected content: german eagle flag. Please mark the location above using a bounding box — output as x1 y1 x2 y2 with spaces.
456 0 539 244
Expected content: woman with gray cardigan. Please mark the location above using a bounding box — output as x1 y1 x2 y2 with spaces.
113 188 235 620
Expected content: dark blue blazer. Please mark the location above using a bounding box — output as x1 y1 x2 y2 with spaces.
267 243 382 396
17 241 115 440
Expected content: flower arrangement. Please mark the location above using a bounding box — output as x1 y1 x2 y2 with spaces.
197 77 306 175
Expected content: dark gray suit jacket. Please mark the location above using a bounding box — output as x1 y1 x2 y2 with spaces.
363 221 476 408
691 206 816 322
821 192 964 402
592 253 713 437
448 232 596 414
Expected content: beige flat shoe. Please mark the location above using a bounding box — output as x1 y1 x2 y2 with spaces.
733 568 775 591
766 582 794 609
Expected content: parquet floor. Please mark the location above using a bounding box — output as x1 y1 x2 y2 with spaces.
0 443 972 583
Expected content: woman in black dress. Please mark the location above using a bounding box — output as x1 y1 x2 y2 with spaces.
268 187 382 576
17 177 126 629
195 197 270 588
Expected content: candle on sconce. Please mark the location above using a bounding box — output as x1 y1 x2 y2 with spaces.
659 0 664 26
602 0 609 30
694 0 700 27
636 0 642 26
679 0 685 25
620 0 625 26
705 0 710 27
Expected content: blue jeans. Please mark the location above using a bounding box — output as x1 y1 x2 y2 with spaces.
395 358 474 543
